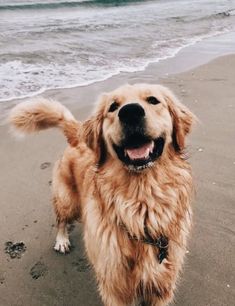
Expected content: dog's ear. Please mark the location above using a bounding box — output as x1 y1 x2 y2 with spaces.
82 95 107 166
161 86 196 152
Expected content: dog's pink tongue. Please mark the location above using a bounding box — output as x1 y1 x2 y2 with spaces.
126 142 153 160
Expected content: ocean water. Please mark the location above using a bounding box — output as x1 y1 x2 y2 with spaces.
0 0 235 102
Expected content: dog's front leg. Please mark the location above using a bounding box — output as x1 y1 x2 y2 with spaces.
54 221 71 253
52 157 80 254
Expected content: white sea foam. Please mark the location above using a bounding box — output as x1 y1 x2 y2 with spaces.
0 28 231 104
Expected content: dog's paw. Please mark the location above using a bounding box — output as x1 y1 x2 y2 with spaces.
54 236 71 254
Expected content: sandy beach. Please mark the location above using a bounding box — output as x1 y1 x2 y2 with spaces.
1 49 235 306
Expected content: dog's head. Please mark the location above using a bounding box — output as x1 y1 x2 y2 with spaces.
83 84 195 171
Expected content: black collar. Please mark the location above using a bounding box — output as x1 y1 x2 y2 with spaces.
120 223 168 264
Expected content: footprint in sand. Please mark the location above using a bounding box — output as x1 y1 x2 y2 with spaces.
40 162 51 170
72 258 90 272
30 261 48 279
4 241 26 259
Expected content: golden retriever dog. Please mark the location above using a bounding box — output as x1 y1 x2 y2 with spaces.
9 84 195 306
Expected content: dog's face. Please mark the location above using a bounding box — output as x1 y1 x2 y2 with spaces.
83 84 195 171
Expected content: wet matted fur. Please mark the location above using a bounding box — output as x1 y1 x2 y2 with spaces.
9 84 196 306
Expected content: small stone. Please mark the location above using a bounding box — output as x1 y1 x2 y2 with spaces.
212 182 216 185
0 273 5 285
198 148 203 152
227 284 230 288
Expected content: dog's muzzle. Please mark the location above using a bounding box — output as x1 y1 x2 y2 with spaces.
113 104 165 171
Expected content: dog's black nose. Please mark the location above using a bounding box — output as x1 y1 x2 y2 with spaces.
118 103 145 125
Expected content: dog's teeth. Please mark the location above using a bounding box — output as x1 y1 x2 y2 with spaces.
145 148 150 158
150 141 154 153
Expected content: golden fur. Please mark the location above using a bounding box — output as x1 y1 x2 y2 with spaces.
9 84 195 306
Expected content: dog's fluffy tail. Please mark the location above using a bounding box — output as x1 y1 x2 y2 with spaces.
9 98 80 146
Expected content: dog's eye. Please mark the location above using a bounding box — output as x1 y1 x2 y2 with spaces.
146 96 161 105
108 101 119 112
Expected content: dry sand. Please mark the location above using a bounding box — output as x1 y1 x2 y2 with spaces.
0 54 235 306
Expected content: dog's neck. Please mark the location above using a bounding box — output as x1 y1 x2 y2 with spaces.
94 149 193 241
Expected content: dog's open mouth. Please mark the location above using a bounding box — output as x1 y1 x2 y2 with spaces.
113 134 165 171
125 141 154 160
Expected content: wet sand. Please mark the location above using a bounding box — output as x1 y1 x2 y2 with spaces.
0 53 235 305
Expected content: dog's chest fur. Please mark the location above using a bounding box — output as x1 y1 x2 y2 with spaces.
81 158 193 301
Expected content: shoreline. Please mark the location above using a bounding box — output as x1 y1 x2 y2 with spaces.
0 28 232 104
1 30 235 123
